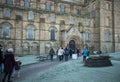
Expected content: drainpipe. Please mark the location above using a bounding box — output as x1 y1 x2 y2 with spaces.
112 0 115 52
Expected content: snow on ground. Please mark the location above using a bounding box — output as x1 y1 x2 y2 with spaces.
15 56 120 82
16 55 38 66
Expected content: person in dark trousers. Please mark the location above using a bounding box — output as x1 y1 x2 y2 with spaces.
64 47 69 61
0 45 3 73
49 47 55 61
69 48 72 59
56 48 59 60
77 48 80 58
58 47 64 61
2 48 15 82
82 48 89 63
12 58 22 78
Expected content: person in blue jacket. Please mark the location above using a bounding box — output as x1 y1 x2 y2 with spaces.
82 48 89 63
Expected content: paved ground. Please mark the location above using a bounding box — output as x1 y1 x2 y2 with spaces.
0 52 120 82
13 60 63 81
0 57 63 82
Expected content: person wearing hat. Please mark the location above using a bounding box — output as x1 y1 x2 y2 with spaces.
2 48 15 82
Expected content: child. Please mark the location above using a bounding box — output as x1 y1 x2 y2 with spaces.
12 58 22 78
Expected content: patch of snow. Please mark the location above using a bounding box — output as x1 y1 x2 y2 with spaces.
15 58 120 82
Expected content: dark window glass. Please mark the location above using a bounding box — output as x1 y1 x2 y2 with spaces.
50 29 55 40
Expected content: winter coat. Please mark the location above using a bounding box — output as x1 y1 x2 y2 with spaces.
3 52 15 73
15 60 22 70
64 48 69 55
0 49 3 64
58 48 64 56
49 48 55 55
82 49 89 57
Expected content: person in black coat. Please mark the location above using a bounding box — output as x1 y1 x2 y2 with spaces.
69 48 72 59
2 48 15 82
64 47 69 61
77 48 80 58
0 45 3 73
49 47 55 61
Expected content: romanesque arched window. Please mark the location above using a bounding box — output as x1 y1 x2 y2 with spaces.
85 31 90 41
6 0 12 4
14 0 20 6
69 16 73 24
27 26 34 39
106 2 110 10
2 24 11 38
86 20 90 27
106 17 110 26
77 8 80 14
46 2 51 10
50 28 55 41
28 11 34 20
60 5 65 13
24 0 30 8
4 8 10 18
105 31 111 41
92 3 96 10
50 15 55 23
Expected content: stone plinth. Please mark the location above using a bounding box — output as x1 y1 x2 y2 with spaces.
85 56 112 67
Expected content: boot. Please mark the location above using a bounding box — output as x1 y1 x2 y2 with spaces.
2 79 5 82
8 80 12 82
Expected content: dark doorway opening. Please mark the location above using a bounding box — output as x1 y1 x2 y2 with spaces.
69 40 75 53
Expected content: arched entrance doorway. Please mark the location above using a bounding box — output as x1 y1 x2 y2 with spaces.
69 40 75 52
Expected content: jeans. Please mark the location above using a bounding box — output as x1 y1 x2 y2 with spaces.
0 63 4 72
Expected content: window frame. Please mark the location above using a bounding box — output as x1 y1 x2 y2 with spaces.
4 8 10 18
50 15 55 23
28 11 34 21
6 0 13 4
50 28 55 41
46 2 51 11
27 26 34 40
85 31 90 42
76 8 80 14
2 24 11 38
60 5 65 13
105 31 111 42
86 20 90 27
24 0 30 8
69 16 73 24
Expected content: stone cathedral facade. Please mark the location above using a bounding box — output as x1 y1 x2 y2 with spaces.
0 0 120 56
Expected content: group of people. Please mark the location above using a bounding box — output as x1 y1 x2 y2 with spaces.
49 47 89 62
1 45 89 82
0 45 21 82
49 47 73 61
